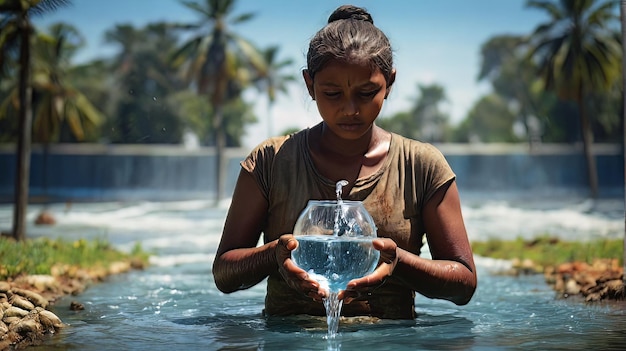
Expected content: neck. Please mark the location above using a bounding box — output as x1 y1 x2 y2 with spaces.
318 123 376 158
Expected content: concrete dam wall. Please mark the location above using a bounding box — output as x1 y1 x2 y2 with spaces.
0 143 622 203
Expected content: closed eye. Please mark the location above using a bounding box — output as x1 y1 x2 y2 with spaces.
360 89 380 98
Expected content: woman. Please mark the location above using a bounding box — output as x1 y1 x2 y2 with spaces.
212 4 477 319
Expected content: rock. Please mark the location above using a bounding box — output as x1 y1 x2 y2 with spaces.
38 310 64 331
0 320 7 335
2 316 20 325
3 306 29 318
11 288 49 309
546 259 625 302
14 274 60 293
564 278 580 295
70 301 85 311
34 211 56 225
605 279 626 299
8 295 35 311
10 318 40 335
109 261 131 275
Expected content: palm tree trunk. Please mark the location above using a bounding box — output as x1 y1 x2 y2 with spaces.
214 105 226 203
12 12 33 241
620 0 626 289
267 103 273 139
577 85 598 199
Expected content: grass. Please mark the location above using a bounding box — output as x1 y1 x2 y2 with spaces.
0 236 150 281
471 235 623 268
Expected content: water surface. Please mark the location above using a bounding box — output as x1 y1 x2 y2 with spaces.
0 195 623 350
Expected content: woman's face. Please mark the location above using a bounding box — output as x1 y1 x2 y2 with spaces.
304 59 394 140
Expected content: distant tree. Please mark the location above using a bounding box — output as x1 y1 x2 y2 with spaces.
525 0 621 198
0 0 70 240
30 23 103 143
478 35 547 147
278 126 300 136
410 84 449 142
255 45 295 138
378 83 450 142
103 22 185 144
171 0 266 201
1 22 103 216
376 111 415 139
455 94 520 143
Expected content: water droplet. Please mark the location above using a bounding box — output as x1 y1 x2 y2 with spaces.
153 97 157 101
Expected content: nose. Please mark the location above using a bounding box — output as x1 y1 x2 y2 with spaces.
343 97 359 117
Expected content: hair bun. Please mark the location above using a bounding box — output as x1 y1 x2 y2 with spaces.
328 5 373 24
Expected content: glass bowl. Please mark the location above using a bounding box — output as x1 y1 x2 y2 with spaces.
291 200 380 292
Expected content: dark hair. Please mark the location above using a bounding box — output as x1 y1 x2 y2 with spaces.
306 5 393 84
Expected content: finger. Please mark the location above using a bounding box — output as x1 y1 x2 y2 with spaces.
278 235 298 251
307 286 327 301
346 272 380 290
339 288 373 304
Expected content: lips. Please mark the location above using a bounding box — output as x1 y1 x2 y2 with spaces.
337 123 362 131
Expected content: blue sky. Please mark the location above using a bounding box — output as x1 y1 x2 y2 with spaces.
35 0 548 148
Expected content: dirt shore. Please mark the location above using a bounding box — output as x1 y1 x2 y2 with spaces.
509 257 625 301
0 260 145 350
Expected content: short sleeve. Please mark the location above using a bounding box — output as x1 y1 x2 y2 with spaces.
240 136 289 200
400 138 456 218
419 143 456 205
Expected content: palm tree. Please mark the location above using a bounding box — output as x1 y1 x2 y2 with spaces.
171 0 266 202
525 0 621 198
29 23 103 144
0 0 70 240
104 23 186 144
478 35 547 148
620 0 626 289
1 22 103 224
255 45 295 138
32 23 102 206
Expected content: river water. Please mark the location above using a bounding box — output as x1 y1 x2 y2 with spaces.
1 194 624 350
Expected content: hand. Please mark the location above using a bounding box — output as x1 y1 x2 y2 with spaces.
275 234 327 301
339 237 398 304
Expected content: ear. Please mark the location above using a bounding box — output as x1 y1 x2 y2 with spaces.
302 69 315 100
385 69 396 99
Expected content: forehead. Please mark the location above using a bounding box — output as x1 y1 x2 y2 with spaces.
315 59 385 86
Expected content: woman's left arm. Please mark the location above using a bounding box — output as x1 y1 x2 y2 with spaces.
393 180 477 305
343 180 477 305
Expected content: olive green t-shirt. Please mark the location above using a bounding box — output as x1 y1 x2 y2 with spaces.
241 126 455 319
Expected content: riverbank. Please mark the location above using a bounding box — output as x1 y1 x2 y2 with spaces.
0 234 148 350
473 237 625 301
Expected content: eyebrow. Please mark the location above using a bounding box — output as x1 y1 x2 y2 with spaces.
317 81 381 89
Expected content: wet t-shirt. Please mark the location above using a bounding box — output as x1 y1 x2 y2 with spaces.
240 126 455 319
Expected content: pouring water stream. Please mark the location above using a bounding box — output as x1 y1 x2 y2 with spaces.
324 180 350 339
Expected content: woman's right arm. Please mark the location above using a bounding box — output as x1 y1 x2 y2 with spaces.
212 168 277 293
212 169 325 300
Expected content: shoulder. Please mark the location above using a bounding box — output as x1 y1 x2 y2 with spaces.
242 130 306 170
390 132 447 161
